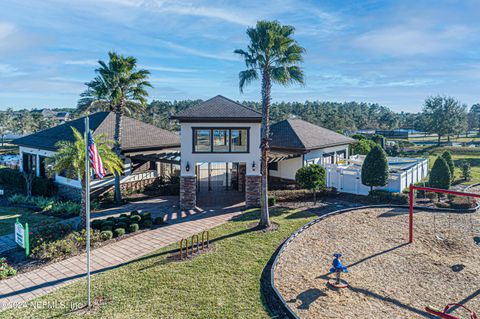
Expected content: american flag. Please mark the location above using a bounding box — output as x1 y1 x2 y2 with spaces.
88 131 107 179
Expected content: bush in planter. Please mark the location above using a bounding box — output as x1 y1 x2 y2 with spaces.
154 217 165 225
129 223 139 233
141 219 153 228
100 230 113 241
113 228 126 238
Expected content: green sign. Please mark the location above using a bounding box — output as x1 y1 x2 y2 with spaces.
15 218 29 256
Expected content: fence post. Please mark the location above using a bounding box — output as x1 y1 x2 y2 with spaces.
409 184 414 243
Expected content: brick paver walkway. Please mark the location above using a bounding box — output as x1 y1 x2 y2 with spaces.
0 205 243 310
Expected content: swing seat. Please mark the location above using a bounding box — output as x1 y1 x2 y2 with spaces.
426 303 478 319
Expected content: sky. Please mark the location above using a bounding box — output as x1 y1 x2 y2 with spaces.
0 0 480 112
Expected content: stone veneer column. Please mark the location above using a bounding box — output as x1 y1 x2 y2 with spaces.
245 175 261 208
180 176 197 210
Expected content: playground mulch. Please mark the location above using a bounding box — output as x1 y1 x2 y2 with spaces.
274 207 480 319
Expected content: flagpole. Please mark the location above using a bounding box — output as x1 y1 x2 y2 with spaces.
84 116 91 308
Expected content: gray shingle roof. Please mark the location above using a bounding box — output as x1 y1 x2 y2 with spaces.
270 119 355 151
172 95 262 122
14 112 180 152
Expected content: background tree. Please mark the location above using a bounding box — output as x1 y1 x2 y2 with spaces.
422 96 468 144
295 164 326 204
428 157 451 190
351 134 366 140
469 103 480 134
361 144 389 191
235 20 305 228
78 52 152 203
49 127 123 227
351 139 377 155
440 150 455 179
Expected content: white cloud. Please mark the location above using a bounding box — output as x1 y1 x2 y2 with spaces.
155 39 237 61
354 22 474 55
63 59 98 66
0 63 26 77
0 22 15 41
142 65 197 73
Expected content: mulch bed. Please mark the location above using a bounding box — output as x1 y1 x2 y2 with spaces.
274 207 480 319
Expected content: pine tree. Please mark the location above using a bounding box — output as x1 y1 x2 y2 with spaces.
441 150 455 179
361 144 389 191
428 157 451 190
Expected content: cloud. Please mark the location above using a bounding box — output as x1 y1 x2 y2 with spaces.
354 22 474 55
142 65 197 73
63 59 99 66
155 39 237 61
0 63 27 77
0 22 15 41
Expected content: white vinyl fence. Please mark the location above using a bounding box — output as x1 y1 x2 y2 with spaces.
325 157 429 195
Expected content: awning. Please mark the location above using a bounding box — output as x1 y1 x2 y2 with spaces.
130 151 181 165
268 150 301 163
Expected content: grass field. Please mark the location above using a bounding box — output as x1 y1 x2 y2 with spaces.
0 208 317 319
0 206 61 236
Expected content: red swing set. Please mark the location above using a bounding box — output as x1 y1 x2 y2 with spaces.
408 184 479 319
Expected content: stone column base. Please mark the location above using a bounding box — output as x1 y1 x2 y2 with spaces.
245 175 261 208
180 176 196 210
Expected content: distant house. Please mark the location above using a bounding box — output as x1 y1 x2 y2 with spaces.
54 112 71 122
13 112 180 199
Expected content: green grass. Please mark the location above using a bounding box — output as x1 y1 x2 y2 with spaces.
428 153 480 186
0 206 61 236
0 208 317 318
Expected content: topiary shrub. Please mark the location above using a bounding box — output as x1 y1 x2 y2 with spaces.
100 230 113 241
460 160 472 181
295 164 326 204
101 226 113 232
429 156 451 190
101 220 114 228
106 217 116 222
113 228 125 238
129 223 139 233
441 151 455 179
361 144 389 191
140 212 152 220
154 217 165 225
130 215 141 223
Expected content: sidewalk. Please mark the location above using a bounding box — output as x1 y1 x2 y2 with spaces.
0 206 243 309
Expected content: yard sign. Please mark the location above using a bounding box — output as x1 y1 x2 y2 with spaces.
14 218 29 256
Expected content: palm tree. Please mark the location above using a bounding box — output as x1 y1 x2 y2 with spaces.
49 127 123 227
235 21 305 228
78 52 152 203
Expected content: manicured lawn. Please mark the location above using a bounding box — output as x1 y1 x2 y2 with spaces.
0 208 317 318
0 206 61 236
429 153 480 186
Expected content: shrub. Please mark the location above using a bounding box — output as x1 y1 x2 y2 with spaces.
129 223 139 233
101 220 115 228
369 190 408 204
115 222 127 229
0 258 17 280
120 213 128 218
269 188 336 202
48 201 80 218
32 177 57 197
435 202 451 208
351 133 366 140
101 225 113 232
130 210 140 216
441 151 455 179
141 219 153 228
130 215 141 223
106 217 116 221
91 220 103 230
295 164 326 204
425 192 437 201
154 217 165 225
140 212 152 220
100 230 113 241
361 145 389 191
429 157 451 190
450 196 477 209
268 197 276 206
113 228 126 238
460 160 472 181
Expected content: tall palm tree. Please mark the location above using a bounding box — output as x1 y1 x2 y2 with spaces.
78 52 152 203
49 127 123 227
235 21 305 228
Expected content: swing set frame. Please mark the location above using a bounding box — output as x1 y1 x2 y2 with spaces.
408 184 480 243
